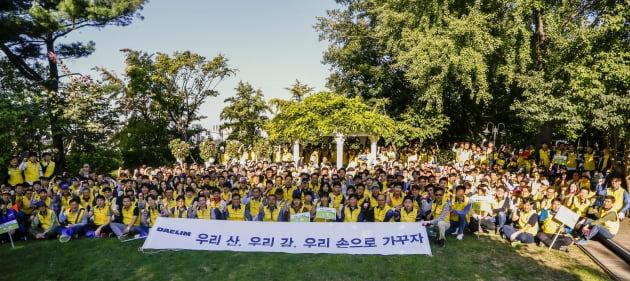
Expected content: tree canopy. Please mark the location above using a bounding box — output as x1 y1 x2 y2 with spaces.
220 81 270 145
266 91 396 143
0 0 148 169
315 0 630 145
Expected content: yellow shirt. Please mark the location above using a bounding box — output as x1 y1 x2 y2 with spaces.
431 197 450 223
36 209 58 230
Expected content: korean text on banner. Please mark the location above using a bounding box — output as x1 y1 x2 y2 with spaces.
142 218 432 255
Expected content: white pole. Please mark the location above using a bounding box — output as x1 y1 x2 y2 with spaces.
335 133 345 169
292 139 300 165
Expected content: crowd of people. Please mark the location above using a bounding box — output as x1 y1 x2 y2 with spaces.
1 140 629 252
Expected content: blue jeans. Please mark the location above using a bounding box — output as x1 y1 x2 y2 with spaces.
55 225 85 236
491 212 506 228
502 225 535 243
583 219 614 240
447 215 468 235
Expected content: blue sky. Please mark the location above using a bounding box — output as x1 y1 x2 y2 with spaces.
63 0 338 128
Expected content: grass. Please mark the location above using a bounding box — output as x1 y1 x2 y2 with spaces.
0 232 610 281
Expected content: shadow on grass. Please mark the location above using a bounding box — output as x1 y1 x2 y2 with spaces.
0 233 611 281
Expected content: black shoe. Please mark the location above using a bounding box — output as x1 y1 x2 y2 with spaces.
438 239 445 248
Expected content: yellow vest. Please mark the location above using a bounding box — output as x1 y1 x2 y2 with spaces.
16 195 35 215
196 207 212 220
450 196 470 222
431 197 450 223
343 206 361 222
93 206 110 226
80 195 94 209
331 193 344 210
41 161 55 178
518 209 538 236
389 194 404 208
599 208 619 235
607 188 626 213
539 149 550 166
144 207 160 227
37 210 58 230
582 153 595 171
59 194 73 210
248 197 263 218
538 198 554 213
227 205 246 221
8 166 23 186
565 195 590 217
374 205 392 222
66 208 85 224
399 208 419 222
170 207 188 218
24 161 40 183
122 206 140 226
565 153 578 169
263 206 281 222
541 211 562 234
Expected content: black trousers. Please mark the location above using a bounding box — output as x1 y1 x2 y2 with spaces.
537 232 573 250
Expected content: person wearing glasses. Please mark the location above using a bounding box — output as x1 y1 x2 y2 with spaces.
424 187 451 247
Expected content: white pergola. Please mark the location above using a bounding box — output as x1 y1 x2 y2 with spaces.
292 132 379 168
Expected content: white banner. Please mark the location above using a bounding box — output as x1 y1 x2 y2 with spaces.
142 218 432 255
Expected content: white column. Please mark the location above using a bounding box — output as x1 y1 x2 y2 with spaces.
292 139 300 165
334 133 345 169
369 135 378 165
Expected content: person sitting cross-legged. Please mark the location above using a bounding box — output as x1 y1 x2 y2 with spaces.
536 198 573 252
502 197 539 247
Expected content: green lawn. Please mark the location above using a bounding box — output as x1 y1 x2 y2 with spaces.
0 233 610 281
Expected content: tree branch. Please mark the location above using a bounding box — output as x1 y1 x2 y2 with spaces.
0 43 44 83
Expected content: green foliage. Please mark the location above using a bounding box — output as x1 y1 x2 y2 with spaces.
168 139 190 162
220 81 270 145
0 0 147 170
315 0 629 145
65 149 123 176
266 91 396 143
100 49 235 141
199 138 218 162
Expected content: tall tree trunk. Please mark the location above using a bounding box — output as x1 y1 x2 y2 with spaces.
45 35 65 172
534 10 547 70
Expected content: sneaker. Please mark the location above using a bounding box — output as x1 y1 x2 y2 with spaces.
559 246 570 253
59 235 71 243
510 241 522 247
575 239 588 246
538 241 545 247
457 233 464 240
117 234 127 240
438 239 446 248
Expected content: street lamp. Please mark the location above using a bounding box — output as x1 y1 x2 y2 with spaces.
483 122 506 146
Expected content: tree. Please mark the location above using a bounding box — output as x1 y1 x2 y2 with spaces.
100 49 235 142
0 0 147 169
270 80 315 115
316 0 629 149
265 91 395 144
220 81 270 145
